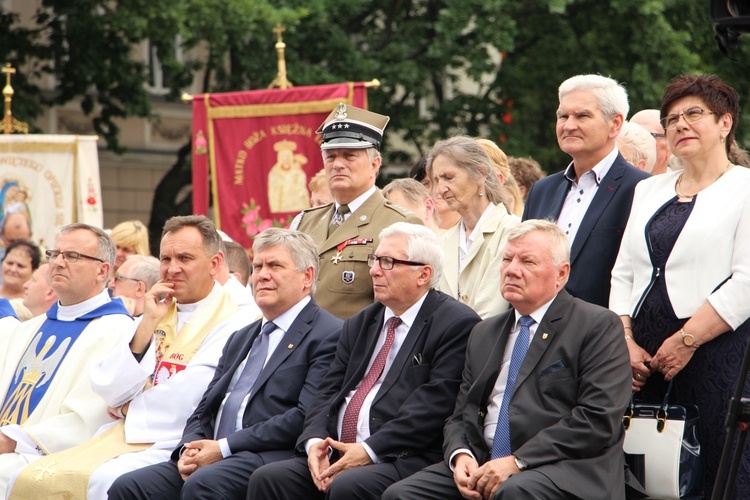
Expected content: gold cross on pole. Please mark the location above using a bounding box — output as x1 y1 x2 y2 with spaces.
3 63 29 134
2 63 16 86
268 24 293 90
273 23 285 44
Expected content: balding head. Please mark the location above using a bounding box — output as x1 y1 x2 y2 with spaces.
2 213 32 247
23 263 57 316
630 109 671 175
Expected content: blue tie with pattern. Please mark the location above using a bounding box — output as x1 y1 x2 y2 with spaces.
215 321 276 439
491 315 535 459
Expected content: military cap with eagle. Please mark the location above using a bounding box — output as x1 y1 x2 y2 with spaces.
317 103 390 151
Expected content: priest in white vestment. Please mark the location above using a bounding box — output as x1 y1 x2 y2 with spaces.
6 216 251 499
0 224 135 495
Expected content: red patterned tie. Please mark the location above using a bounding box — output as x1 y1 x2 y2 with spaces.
340 316 402 443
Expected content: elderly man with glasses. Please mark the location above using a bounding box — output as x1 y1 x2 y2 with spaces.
630 109 672 175
110 254 161 318
0 223 134 496
5 215 254 499
248 222 481 500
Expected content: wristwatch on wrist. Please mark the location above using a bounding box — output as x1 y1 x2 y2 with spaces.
514 456 528 471
680 328 699 348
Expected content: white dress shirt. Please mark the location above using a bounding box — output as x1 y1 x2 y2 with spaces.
482 299 554 447
336 293 427 462
449 297 555 468
216 296 311 456
556 148 618 244
305 292 428 463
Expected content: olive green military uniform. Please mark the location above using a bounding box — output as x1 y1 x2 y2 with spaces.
296 190 422 319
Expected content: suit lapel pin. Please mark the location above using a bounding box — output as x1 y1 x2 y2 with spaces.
287 343 294 349
542 333 549 340
359 215 367 221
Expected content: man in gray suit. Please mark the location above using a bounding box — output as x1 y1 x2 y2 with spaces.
383 219 632 499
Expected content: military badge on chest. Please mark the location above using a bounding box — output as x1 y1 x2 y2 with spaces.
331 238 373 265
330 237 373 284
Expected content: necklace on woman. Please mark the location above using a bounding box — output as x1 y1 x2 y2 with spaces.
675 161 732 199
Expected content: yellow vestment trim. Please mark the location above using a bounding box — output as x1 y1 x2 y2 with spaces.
10 289 239 499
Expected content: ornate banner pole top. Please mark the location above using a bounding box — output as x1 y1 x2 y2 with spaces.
180 24 382 103
2 63 29 134
268 24 293 90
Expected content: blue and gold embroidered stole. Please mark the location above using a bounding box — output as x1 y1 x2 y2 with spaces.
0 300 130 426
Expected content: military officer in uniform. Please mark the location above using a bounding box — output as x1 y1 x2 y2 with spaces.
292 104 422 319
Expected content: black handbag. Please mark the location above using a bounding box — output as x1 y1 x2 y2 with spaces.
623 380 703 499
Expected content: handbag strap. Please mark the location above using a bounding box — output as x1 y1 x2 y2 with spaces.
660 379 675 411
623 380 675 432
655 379 675 432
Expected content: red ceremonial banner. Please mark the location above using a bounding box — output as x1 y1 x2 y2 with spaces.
191 83 368 247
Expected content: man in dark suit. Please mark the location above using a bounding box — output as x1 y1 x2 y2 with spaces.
291 103 422 319
382 219 632 499
247 222 481 500
107 228 343 499
522 74 650 307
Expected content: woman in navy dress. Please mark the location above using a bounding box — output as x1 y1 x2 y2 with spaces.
611 74 750 499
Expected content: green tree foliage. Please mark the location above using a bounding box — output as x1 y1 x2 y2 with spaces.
2 0 750 169
497 0 750 169
2 1 179 150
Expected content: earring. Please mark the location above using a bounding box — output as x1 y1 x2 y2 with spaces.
478 192 484 197
721 135 726 144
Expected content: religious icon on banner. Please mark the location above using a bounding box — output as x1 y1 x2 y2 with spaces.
191 81 369 246
0 178 32 223
267 139 310 213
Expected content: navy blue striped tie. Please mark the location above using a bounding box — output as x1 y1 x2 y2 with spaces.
215 321 276 439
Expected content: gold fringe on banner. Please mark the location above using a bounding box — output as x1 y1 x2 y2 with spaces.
0 142 77 154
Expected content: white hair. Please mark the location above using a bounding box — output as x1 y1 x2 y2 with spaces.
617 122 657 173
365 147 381 162
124 254 161 290
253 228 319 294
504 219 570 267
378 222 443 288
559 74 629 121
